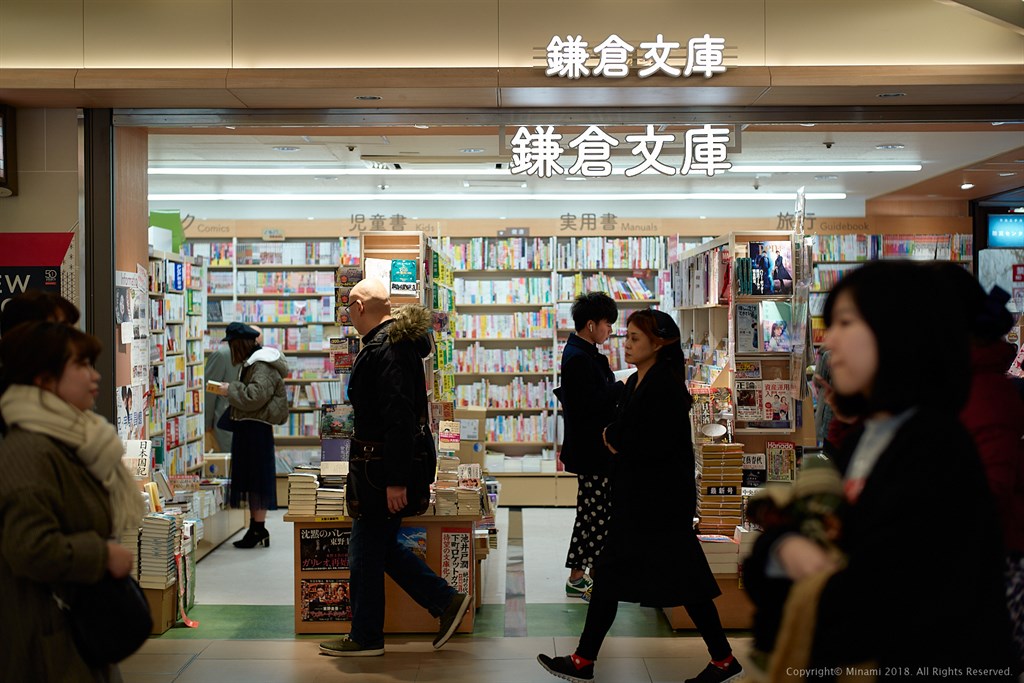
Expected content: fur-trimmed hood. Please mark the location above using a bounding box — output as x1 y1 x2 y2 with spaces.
387 304 434 359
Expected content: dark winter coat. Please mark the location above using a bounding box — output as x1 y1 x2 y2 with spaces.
0 428 124 683
554 333 620 476
961 341 1024 554
813 408 1014 674
348 306 434 488
226 347 289 425
600 360 721 607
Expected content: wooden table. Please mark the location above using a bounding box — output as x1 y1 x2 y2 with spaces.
284 513 481 635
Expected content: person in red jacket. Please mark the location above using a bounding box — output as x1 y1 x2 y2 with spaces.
936 263 1024 670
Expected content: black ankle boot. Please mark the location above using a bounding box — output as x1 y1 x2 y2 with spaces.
233 523 270 548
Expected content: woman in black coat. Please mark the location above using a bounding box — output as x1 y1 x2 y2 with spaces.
752 261 1015 678
539 309 741 683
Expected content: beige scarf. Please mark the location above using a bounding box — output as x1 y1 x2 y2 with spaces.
1 384 146 536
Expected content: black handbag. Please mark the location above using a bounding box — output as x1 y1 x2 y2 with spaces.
57 573 153 666
346 424 436 520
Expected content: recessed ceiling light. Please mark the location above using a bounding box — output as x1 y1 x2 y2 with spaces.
999 172 1017 177
961 182 975 190
876 92 906 98
875 144 905 150
355 95 382 101
814 175 839 181
272 146 299 152
460 148 484 154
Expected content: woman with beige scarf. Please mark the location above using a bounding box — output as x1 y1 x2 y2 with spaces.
0 321 146 682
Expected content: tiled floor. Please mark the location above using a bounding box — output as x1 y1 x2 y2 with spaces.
128 507 752 682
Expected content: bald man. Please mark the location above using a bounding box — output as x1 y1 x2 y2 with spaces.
320 278 471 657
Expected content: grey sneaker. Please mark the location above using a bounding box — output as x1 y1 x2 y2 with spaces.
319 635 384 657
433 592 472 650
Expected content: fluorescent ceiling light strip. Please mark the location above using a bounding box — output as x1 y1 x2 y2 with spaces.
149 164 920 176
728 164 921 173
149 192 847 201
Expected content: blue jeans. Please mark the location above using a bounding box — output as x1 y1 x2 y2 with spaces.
349 515 455 648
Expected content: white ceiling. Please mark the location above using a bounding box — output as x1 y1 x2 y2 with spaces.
147 123 1024 220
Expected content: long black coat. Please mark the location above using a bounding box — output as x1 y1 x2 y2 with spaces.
600 360 721 607
554 333 620 476
813 409 1014 674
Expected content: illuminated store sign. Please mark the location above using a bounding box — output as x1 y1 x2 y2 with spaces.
509 124 732 179
546 33 727 80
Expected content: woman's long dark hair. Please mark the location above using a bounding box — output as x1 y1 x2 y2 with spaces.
625 309 692 410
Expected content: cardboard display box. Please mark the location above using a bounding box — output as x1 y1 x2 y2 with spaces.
204 453 231 478
143 585 177 635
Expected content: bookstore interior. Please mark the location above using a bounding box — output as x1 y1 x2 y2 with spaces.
10 113 1023 639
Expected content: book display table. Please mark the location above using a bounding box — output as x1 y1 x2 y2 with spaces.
284 513 481 635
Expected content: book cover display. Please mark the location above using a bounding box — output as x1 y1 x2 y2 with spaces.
735 304 760 353
749 241 794 295
390 259 419 297
766 440 796 482
760 301 793 352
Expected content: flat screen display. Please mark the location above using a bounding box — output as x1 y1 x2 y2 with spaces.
988 214 1024 249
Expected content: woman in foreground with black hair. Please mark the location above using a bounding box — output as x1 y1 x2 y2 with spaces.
749 260 1014 679
538 308 741 683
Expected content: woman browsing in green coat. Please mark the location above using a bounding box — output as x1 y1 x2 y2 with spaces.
207 322 288 549
0 322 146 682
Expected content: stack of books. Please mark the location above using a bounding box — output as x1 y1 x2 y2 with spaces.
288 472 319 516
697 534 740 575
139 512 179 590
696 442 744 535
316 488 345 516
435 455 460 491
435 488 459 515
457 487 481 516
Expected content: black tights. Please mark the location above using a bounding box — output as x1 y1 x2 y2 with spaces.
576 582 732 662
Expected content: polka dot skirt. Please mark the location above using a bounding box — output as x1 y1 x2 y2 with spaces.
565 473 611 570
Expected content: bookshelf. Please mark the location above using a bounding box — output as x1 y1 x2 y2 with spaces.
147 249 208 476
809 233 973 345
182 236 360 466
441 235 667 506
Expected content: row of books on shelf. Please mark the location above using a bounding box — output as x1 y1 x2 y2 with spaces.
455 277 553 305
455 377 557 410
161 440 204 476
444 236 554 271
286 381 346 408
670 246 731 308
484 413 559 443
271 413 318 437
186 238 361 267
208 298 336 324
455 311 556 339
554 236 667 271
557 273 657 302
454 344 554 373
148 259 188 294
286 356 336 378
208 270 335 295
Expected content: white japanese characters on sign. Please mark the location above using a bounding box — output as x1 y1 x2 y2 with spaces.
509 124 732 179
546 33 727 80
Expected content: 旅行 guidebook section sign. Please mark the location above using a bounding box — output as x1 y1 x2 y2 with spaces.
0 233 74 311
